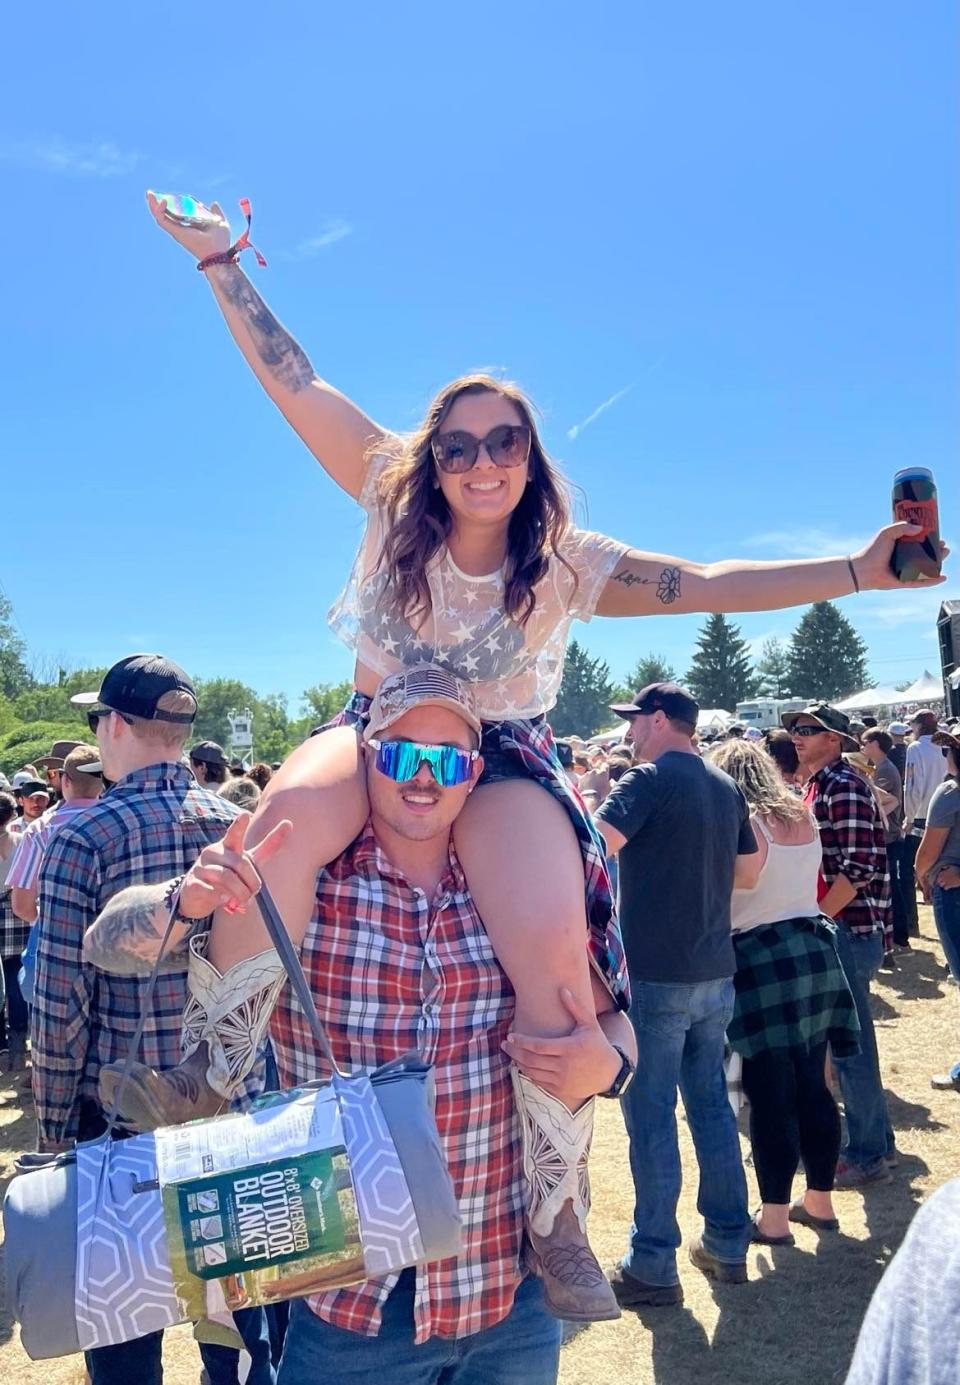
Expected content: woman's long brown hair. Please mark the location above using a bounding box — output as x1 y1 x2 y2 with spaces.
373 375 576 629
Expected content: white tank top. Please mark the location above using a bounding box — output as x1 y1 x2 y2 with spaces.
731 814 822 933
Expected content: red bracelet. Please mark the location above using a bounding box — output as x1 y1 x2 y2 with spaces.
198 197 268 273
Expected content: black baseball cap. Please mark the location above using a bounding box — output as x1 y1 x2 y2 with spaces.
71 654 197 724
610 681 700 725
189 740 228 768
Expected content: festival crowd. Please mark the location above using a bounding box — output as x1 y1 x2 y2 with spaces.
2 665 959 1385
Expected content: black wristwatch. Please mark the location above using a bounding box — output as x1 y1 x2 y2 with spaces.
600 1045 636 1099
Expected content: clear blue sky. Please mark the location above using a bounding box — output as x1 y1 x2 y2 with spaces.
3 3 956 710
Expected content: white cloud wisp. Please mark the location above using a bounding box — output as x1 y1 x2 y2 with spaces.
0 137 140 178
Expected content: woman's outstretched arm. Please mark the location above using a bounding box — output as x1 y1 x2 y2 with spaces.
147 191 388 499
594 522 947 618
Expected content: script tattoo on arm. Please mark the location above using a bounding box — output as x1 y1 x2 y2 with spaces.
217 267 317 393
612 564 683 604
83 883 197 976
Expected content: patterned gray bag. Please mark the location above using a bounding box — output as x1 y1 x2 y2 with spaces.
4 882 461 1360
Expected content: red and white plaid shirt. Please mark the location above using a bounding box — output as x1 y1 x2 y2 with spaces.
269 822 525 1344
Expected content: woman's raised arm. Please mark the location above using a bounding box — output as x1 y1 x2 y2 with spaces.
147 191 388 499
594 522 947 618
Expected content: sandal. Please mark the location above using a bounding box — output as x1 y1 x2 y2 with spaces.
751 1212 795 1247
789 1200 839 1231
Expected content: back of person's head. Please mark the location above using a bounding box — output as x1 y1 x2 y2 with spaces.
763 729 800 779
125 689 197 754
913 711 939 738
219 776 261 811
608 752 633 782
0 791 16 829
248 762 273 792
709 738 808 823
61 745 103 800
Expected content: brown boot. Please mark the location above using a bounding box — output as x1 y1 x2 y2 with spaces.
98 1042 227 1130
98 937 287 1131
511 1067 620 1322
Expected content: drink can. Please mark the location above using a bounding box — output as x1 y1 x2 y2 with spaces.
890 468 941 581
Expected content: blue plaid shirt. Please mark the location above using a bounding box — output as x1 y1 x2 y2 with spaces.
32 761 240 1145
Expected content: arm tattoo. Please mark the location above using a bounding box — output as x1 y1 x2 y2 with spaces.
83 883 192 976
612 564 682 604
216 266 316 392
612 571 653 589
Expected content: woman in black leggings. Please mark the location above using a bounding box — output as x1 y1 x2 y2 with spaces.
710 740 860 1244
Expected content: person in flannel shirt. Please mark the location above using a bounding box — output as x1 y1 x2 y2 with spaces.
104 189 940 1320
783 703 894 1188
88 667 639 1380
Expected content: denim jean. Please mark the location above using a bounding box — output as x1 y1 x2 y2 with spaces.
831 927 894 1167
933 883 960 1075
86 1309 277 1385
899 832 922 932
886 837 913 946
276 1272 561 1385
620 976 751 1286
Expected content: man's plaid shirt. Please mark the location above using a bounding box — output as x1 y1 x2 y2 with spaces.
805 758 892 939
32 762 239 1145
269 822 527 1345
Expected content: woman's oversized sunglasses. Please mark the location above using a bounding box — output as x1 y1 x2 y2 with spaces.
431 425 532 474
367 738 479 787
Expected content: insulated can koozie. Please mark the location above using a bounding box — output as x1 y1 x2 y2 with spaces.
890 468 941 581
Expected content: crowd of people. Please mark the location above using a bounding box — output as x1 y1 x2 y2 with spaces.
0 189 954 1385
2 665 958 1383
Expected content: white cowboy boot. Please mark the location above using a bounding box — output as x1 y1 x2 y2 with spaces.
511 1067 620 1321
99 935 287 1131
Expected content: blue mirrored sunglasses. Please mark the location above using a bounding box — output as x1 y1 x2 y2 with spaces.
368 738 478 787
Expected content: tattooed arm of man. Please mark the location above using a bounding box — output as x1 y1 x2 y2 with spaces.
83 883 202 976
593 533 915 618
83 814 294 976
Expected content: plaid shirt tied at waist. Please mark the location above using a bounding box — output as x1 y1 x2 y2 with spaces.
805 759 892 939
32 762 241 1145
728 914 861 1060
269 822 526 1343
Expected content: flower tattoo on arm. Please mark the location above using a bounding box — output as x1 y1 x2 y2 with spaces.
612 564 682 604
656 566 682 604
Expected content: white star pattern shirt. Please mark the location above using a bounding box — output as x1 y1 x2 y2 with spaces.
328 452 628 721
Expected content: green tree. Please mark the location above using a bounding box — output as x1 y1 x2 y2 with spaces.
192 678 260 750
300 681 355 727
612 653 677 703
755 638 792 698
0 592 32 700
551 639 616 737
0 720 92 778
786 602 870 701
255 692 294 764
685 614 758 710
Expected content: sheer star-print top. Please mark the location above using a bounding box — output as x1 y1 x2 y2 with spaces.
328 453 629 721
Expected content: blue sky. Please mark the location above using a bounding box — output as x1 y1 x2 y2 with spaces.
3 3 956 710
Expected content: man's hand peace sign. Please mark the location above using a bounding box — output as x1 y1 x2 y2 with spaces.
177 812 293 920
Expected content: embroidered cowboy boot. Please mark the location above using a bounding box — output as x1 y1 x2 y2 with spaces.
511 1066 620 1321
98 935 287 1131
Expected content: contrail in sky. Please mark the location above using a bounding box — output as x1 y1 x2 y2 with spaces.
567 384 633 440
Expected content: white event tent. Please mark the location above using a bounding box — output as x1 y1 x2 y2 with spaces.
836 670 944 713
835 687 901 712
898 670 944 703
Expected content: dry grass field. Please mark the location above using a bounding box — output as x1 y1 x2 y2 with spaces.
2 904 957 1385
